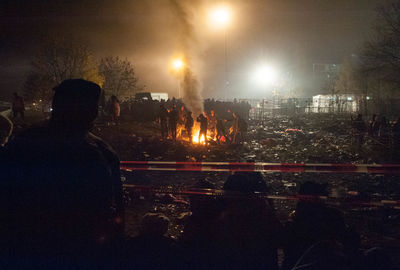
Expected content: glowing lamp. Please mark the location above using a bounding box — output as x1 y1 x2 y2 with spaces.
209 5 232 29
253 65 279 86
172 59 184 70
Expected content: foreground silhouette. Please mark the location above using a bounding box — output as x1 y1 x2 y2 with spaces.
0 79 124 268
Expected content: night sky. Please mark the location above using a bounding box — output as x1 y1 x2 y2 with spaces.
0 0 381 100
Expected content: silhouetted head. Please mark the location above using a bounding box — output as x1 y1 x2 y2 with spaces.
140 213 169 237
51 79 101 132
356 114 362 121
110 95 118 102
189 178 218 216
13 92 18 98
299 181 328 196
223 173 267 194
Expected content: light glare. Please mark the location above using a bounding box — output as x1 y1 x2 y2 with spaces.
172 59 184 70
253 65 278 86
209 6 232 28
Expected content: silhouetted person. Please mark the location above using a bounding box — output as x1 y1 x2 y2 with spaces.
159 104 168 139
282 181 347 270
216 118 229 144
178 105 186 137
169 105 178 140
369 114 379 137
11 92 25 119
208 110 217 139
108 95 120 125
197 112 208 144
181 179 223 268
123 213 180 269
378 116 390 146
213 173 282 270
352 114 366 149
393 117 400 149
231 112 241 144
99 90 106 118
1 79 124 265
185 111 194 143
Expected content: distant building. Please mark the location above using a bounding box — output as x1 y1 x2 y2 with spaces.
134 92 169 101
150 92 168 101
312 94 361 113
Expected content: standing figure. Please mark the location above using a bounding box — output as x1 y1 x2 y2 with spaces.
231 112 241 144
352 114 366 149
238 116 248 142
197 112 208 144
392 117 400 149
185 111 194 143
369 114 379 138
178 106 186 138
159 104 168 139
108 95 120 125
99 90 106 118
378 116 390 146
169 105 178 140
216 119 229 144
12 92 25 119
208 110 217 140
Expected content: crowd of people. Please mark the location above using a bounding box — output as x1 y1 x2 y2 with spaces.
96 94 252 145
157 103 248 145
0 79 396 269
116 97 251 123
352 114 400 149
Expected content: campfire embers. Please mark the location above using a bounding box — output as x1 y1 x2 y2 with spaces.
179 123 212 145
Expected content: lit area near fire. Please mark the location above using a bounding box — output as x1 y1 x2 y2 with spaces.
191 125 206 144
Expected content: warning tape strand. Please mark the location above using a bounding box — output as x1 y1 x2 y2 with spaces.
120 161 400 174
123 184 400 209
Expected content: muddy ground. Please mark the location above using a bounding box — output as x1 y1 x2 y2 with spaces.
92 114 400 259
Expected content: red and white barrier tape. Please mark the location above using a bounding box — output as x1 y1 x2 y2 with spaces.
120 161 400 174
123 184 400 209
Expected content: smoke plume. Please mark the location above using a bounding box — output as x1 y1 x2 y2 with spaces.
169 0 203 116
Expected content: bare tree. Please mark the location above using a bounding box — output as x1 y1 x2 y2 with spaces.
361 0 400 87
32 37 103 85
99 57 140 100
24 36 104 104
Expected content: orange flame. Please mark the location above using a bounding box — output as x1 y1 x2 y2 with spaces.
189 123 210 145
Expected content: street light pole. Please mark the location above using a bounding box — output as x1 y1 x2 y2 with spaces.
224 28 228 100
178 80 181 99
171 58 185 99
209 5 232 100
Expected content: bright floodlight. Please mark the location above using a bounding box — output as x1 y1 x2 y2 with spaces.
253 65 278 86
209 5 232 29
172 58 184 70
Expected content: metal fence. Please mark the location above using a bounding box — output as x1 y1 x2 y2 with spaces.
244 97 400 121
